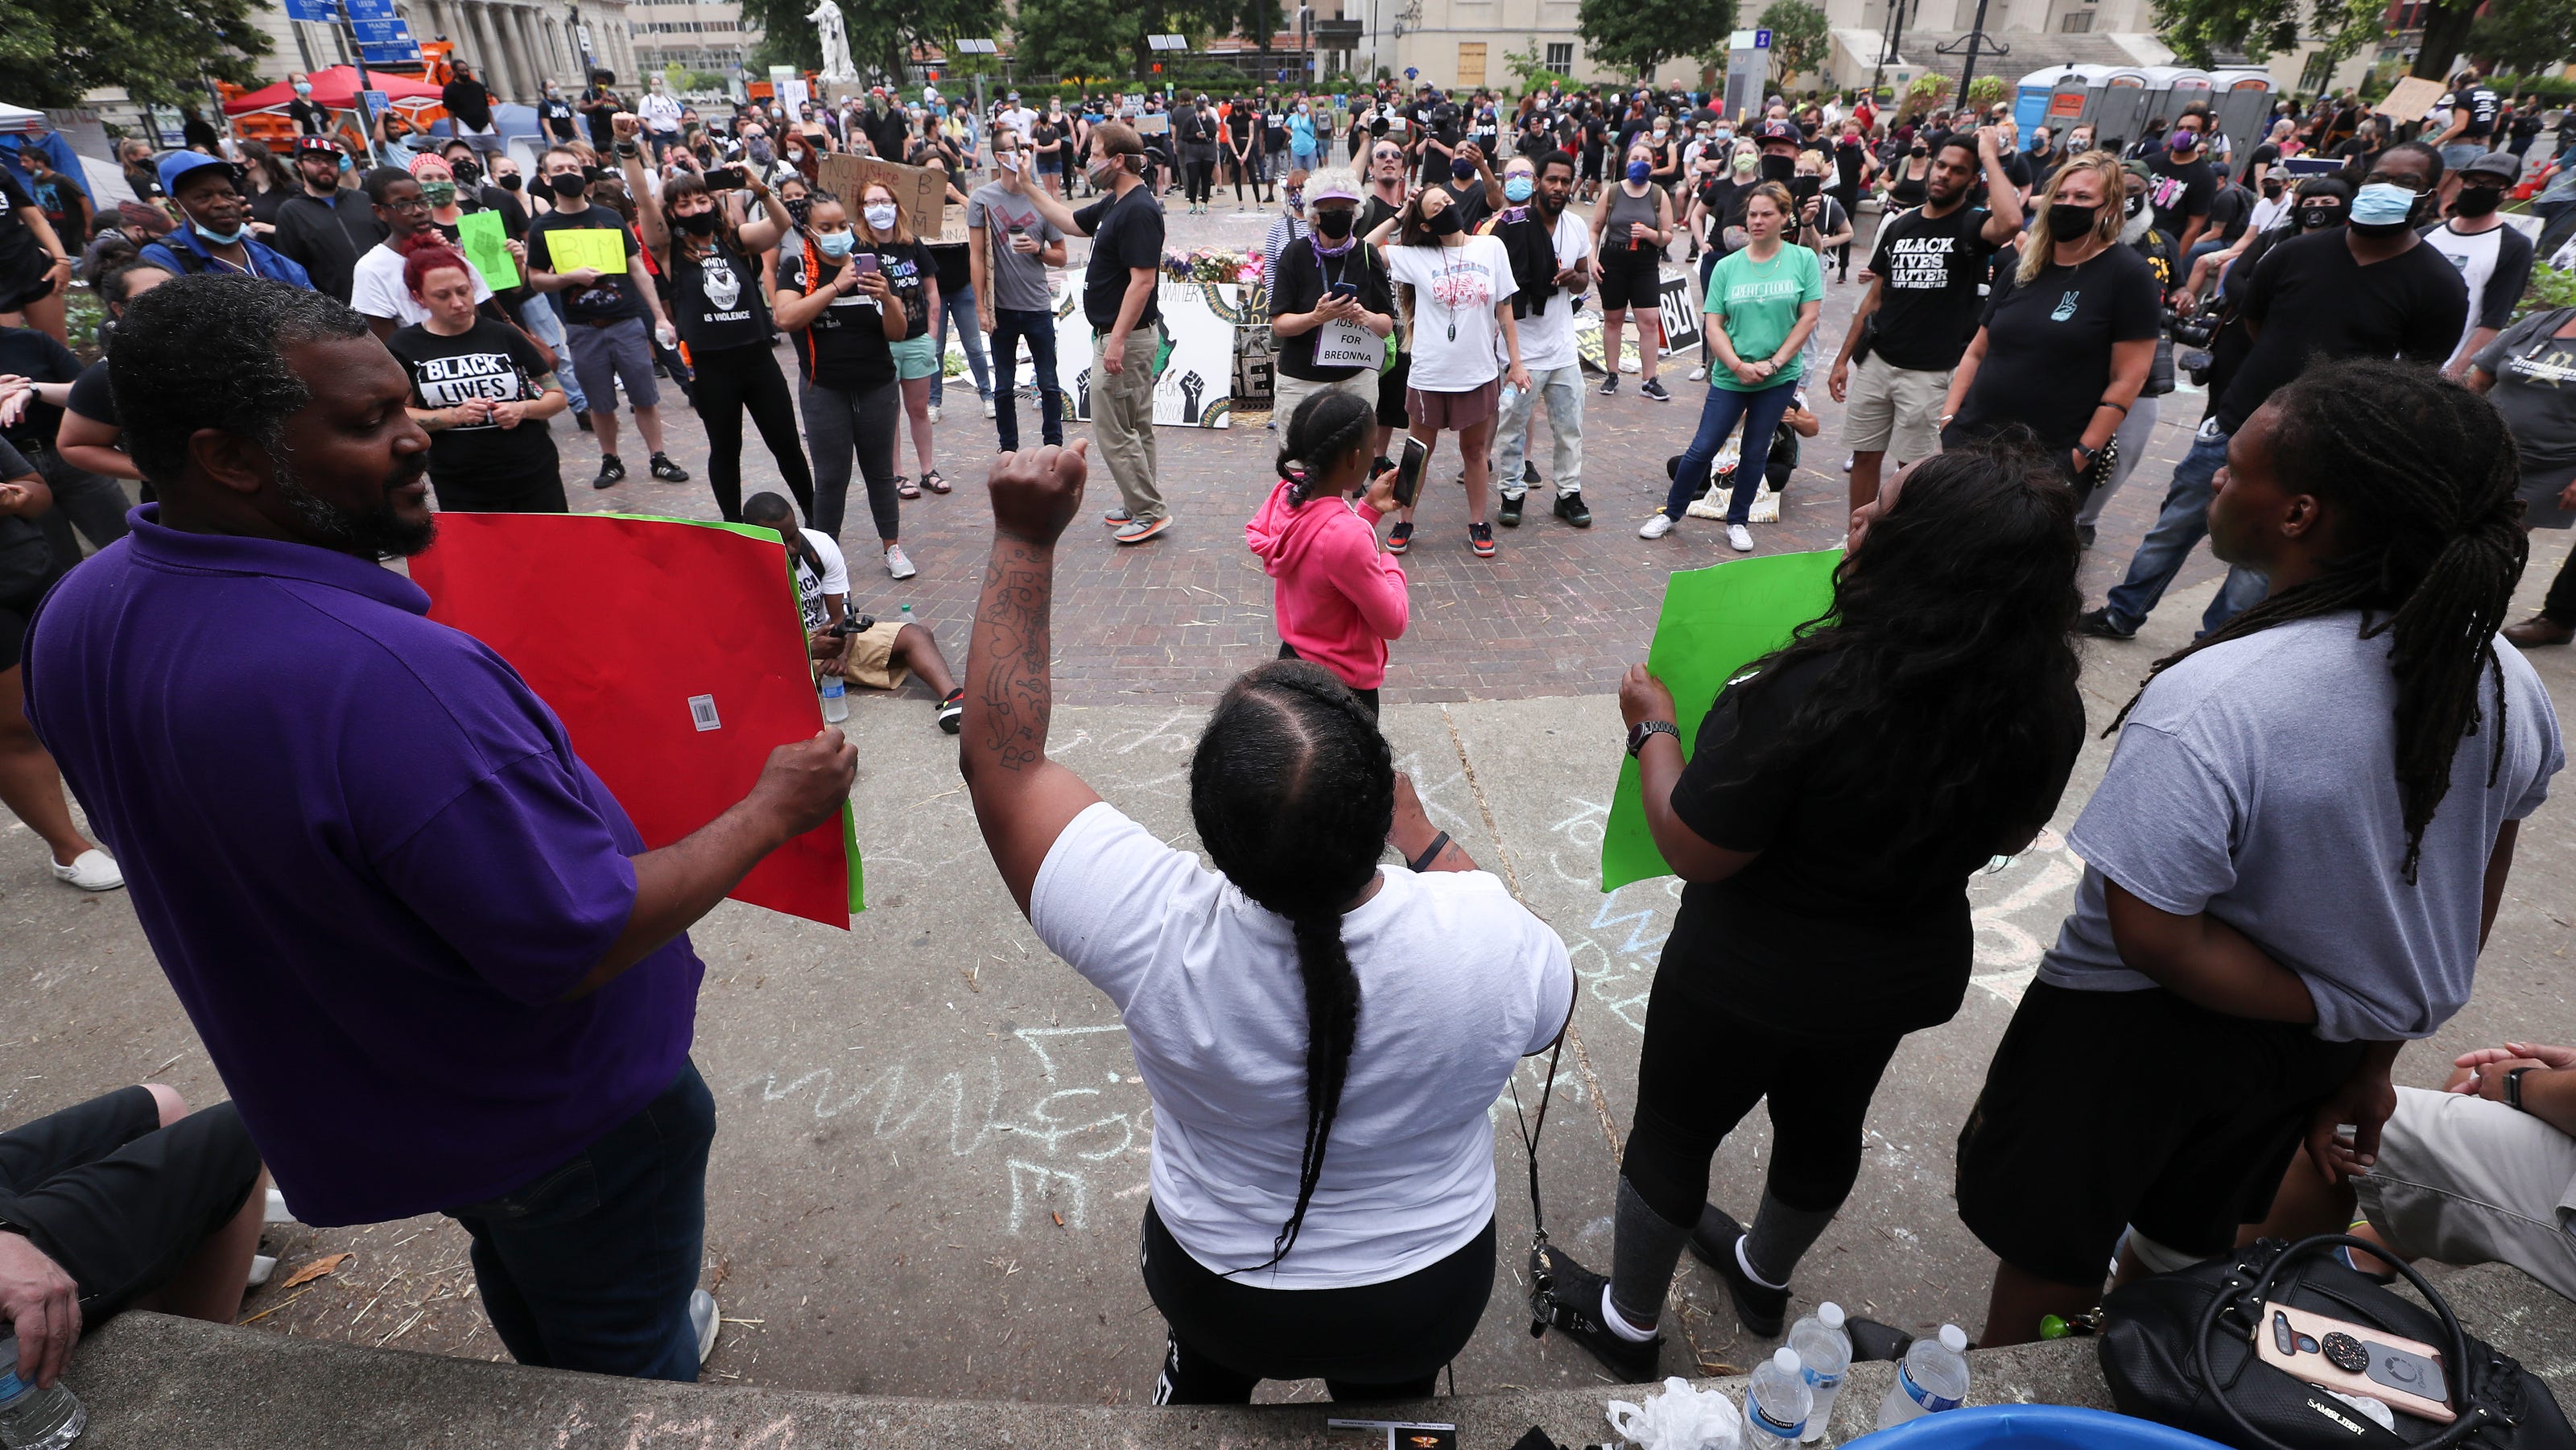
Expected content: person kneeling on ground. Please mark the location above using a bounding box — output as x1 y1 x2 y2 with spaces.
0 1085 267 1393
2248 1037 2576 1303
961 441 1575 1403
1532 435 2086 1379
1246 392 1409 717
742 491 963 732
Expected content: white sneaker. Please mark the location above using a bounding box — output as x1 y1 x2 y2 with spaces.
1637 513 1675 539
52 849 122 891
1727 523 1754 552
925 404 942 423
981 397 997 419
1687 365 1707 382
1840 454 1855 473
691 1289 720 1365
265 1188 298 1225
885 544 917 580
247 1254 278 1289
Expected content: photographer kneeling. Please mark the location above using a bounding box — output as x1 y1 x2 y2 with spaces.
960 442 1576 1404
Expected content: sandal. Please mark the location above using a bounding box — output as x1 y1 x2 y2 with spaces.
895 475 922 499
922 469 951 495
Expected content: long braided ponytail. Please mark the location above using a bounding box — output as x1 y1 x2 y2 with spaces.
1188 659 1394 1272
2109 358 2526 881
1274 390 1377 507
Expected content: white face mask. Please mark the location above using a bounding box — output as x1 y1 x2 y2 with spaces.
863 202 900 231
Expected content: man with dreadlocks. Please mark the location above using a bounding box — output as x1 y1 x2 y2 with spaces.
1958 357 2563 1346
959 440 1573 1403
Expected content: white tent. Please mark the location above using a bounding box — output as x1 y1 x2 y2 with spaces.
0 102 46 135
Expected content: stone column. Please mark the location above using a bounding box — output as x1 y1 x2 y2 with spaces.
465 4 514 101
515 9 551 96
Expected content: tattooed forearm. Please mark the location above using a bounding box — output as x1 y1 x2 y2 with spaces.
964 538 1055 775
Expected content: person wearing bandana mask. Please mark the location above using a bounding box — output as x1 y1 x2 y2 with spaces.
138 154 313 290
2079 143 2465 642
2423 150 2534 380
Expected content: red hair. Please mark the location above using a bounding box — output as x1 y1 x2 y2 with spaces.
402 243 475 296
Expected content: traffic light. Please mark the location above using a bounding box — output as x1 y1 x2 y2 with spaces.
1151 62 1162 72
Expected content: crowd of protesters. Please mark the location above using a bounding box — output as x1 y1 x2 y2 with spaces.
0 56 2572 1419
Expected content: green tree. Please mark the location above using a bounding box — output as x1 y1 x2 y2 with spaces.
1502 36 1575 94
1578 0 1737 79
2467 0 2576 82
739 0 1005 82
1757 0 1828 87
2147 0 2496 82
1013 0 1141 81
0 0 273 109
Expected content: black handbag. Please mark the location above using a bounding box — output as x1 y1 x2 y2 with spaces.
2098 1235 2574 1450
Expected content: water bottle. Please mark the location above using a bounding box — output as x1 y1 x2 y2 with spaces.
1787 1302 1852 1442
898 603 914 626
1743 1346 1812 1449
1876 1324 1971 1430
0 1335 85 1450
819 674 848 723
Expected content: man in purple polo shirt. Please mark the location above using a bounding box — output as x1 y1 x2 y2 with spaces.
20 275 857 1383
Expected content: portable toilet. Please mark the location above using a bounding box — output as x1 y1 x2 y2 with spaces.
2146 66 2217 130
2210 68 2279 177
2084 68 2154 151
2018 63 2107 135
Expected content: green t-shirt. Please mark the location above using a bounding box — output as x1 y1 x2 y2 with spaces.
1703 243 1825 392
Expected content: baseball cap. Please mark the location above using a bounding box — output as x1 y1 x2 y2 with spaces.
158 151 244 196
1308 170 1362 202
2459 150 2521 183
1756 118 1800 144
291 135 341 158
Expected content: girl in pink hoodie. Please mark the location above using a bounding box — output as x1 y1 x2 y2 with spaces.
1244 390 1410 715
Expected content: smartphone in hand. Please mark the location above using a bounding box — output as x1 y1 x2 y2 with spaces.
1391 436 1430 510
705 166 746 188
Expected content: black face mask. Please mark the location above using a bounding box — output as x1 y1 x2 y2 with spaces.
1424 204 1463 236
2046 203 2098 242
497 172 522 192
1313 206 1355 239
1759 153 1796 183
450 158 482 186
677 208 720 235
2451 184 2503 217
2124 192 2146 220
548 171 588 199
783 195 812 226
2297 202 2344 229
1909 145 1928 158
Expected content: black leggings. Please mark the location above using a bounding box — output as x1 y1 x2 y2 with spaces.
1141 1203 1492 1404
691 341 815 523
1185 157 1215 205
1620 968 1905 1229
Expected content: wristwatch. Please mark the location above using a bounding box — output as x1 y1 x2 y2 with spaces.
2504 1065 2533 1112
1626 719 1679 757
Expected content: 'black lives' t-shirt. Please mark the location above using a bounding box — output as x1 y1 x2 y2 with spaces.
1073 186 1164 335
1659 653 2083 1035
385 317 563 510
1948 242 2162 456
1864 201 1996 372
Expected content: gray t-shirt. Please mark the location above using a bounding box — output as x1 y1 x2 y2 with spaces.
2039 613 2562 1042
965 181 1064 313
2473 306 2576 473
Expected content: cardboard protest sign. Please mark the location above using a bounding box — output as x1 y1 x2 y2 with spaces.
411 512 862 927
456 209 518 291
1600 550 1840 891
2373 76 2444 122
814 152 945 239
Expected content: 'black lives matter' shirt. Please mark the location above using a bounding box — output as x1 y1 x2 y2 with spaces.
385 317 562 508
1864 201 1996 372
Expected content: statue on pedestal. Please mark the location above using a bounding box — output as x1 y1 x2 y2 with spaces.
807 0 858 83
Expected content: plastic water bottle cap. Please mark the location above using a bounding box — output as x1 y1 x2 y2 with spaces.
1773 1347 1801 1374
1818 1302 1846 1328
1938 1324 1969 1353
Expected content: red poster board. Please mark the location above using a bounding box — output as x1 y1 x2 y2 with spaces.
411 512 860 927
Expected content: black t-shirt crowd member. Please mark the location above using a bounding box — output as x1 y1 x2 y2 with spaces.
668 238 772 353
0 325 80 459
2142 149 2215 238
778 244 897 392
1271 238 1395 382
1864 201 1997 372
0 171 50 302
527 203 644 322
1947 243 2162 457
1073 185 1164 335
2210 228 2468 436
386 317 564 512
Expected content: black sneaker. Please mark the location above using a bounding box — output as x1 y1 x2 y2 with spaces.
1498 494 1525 527
1528 1242 1662 1383
1468 521 1496 558
1640 378 1673 403
1385 521 1413 555
2075 606 2136 640
1596 375 1619 398
935 688 964 734
574 411 594 433
1371 456 1395 481
592 454 626 490
1523 459 1541 485
2076 523 2097 550
1846 1317 1918 1364
650 452 691 482
1555 491 1594 528
1687 1205 1790 1339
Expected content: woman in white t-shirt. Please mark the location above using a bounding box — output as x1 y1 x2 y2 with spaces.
1368 186 1530 561
960 445 1575 1404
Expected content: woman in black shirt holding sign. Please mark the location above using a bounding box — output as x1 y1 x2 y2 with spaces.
1530 436 2084 1379
388 246 571 513
625 153 816 523
774 191 919 579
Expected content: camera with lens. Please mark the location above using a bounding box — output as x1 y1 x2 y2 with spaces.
2163 301 2221 350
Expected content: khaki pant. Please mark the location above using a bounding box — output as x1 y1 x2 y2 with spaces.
2355 1085 2576 1302
1092 325 1167 524
1269 368 1379 425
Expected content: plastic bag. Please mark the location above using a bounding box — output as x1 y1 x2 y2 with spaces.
1606 1377 1744 1450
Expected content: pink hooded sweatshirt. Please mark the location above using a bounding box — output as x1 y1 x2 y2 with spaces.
1244 477 1410 690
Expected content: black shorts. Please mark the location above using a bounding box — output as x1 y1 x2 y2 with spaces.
0 1088 263 1319
1955 981 2364 1287
0 263 58 314
1376 350 1410 430
0 576 52 671
1598 246 1666 311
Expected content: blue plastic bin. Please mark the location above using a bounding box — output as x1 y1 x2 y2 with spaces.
1859 1405 2232 1448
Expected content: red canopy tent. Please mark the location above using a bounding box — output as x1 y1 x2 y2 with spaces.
222 65 444 116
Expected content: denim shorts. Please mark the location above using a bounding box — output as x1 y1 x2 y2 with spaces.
890 334 941 381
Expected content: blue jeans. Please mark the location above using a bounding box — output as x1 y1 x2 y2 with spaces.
2184 235 2229 273
990 305 1064 452
929 283 992 407
518 296 588 413
444 1060 716 1382
2101 422 2271 635
1663 375 1798 526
